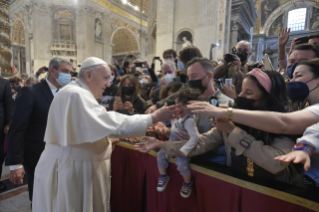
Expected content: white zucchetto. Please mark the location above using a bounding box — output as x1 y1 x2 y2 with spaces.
81 57 107 69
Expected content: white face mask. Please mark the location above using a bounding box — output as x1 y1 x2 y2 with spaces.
163 73 175 84
110 75 115 83
139 78 149 88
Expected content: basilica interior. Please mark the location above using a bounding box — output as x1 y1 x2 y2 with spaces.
0 0 319 211
0 0 318 77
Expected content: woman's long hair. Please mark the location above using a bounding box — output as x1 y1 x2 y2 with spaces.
236 71 290 143
118 75 140 103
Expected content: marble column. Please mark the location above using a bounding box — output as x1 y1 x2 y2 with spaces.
140 30 148 61
252 34 266 63
230 20 240 51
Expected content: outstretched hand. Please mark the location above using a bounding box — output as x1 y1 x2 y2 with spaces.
187 101 225 118
150 103 179 123
134 137 161 153
274 151 311 171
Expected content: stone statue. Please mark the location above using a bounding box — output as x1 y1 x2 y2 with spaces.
95 19 102 38
181 37 192 49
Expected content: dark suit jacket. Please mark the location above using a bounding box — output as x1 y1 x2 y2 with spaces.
5 80 53 167
0 77 13 143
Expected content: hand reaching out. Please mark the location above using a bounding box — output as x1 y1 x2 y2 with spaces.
212 118 236 134
274 151 311 171
134 137 161 153
222 84 236 100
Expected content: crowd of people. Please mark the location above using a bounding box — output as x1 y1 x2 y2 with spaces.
0 28 318 210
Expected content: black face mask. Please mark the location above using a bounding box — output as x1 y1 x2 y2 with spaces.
122 86 134 96
188 74 207 93
236 51 248 63
235 97 257 110
12 86 21 92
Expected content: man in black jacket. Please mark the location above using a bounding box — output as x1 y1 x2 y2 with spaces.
5 57 72 202
0 77 14 191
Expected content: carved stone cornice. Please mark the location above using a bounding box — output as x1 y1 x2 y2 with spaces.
231 20 241 31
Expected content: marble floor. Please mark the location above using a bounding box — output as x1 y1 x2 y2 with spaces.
0 165 31 212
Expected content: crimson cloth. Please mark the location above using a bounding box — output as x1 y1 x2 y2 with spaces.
110 144 315 212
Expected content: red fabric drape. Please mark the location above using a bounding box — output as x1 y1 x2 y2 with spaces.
110 144 146 212
111 144 316 212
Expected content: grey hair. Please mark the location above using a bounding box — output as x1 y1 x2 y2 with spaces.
78 65 100 79
48 57 72 76
49 57 72 70
236 40 253 53
161 61 176 72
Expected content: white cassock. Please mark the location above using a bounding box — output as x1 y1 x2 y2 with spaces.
32 80 152 212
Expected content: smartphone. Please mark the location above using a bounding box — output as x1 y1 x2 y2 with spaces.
114 96 122 102
214 79 223 90
135 62 143 67
295 36 309 44
210 97 219 107
225 78 232 89
154 56 160 60
262 54 274 71
44 67 49 72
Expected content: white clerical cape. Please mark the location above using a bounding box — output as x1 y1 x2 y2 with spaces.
32 80 152 212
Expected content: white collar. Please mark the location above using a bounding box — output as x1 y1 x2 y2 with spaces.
46 78 58 91
74 79 94 96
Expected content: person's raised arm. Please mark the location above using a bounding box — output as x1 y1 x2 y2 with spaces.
214 58 227 79
187 101 319 135
278 27 290 68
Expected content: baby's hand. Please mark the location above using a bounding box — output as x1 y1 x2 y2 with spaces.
176 130 190 140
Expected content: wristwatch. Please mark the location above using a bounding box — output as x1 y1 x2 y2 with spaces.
227 107 233 121
292 143 313 157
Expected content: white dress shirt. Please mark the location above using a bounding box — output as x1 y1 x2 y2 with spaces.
10 79 58 171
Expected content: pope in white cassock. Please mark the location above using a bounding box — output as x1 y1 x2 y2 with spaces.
32 57 177 211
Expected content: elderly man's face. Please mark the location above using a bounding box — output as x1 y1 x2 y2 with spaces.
87 65 111 98
162 65 174 75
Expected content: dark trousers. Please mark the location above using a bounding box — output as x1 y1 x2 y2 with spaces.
24 164 36 202
0 134 4 178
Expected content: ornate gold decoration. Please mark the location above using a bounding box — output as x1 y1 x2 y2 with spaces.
247 158 254 177
0 0 12 76
54 9 74 20
92 0 148 27
112 28 139 55
11 20 25 46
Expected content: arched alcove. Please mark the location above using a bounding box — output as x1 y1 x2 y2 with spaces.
111 27 140 56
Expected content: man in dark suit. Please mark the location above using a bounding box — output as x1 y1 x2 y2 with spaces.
5 57 73 202
0 77 14 192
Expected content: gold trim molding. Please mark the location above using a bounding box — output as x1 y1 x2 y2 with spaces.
92 0 148 27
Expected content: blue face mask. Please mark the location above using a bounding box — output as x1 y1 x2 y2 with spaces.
286 63 297 79
56 71 71 87
177 60 186 72
287 78 318 101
